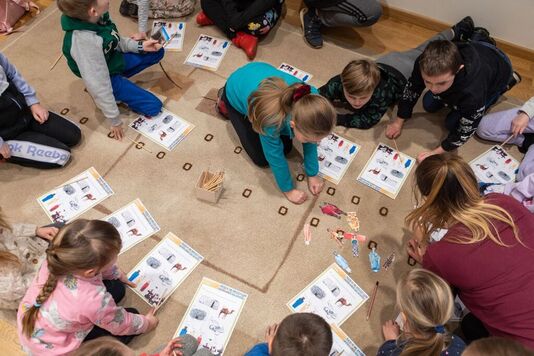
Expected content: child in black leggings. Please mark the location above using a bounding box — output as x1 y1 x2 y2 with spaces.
0 53 81 169
196 0 284 59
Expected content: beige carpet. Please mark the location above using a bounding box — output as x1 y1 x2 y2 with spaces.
0 3 523 355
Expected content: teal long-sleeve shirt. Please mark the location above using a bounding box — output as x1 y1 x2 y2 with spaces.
225 62 319 192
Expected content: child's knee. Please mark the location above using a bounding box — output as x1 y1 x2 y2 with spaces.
151 48 165 63
362 2 382 26
422 92 443 113
66 126 82 147
144 95 163 117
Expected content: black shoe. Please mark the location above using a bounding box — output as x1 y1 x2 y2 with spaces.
471 26 496 46
505 71 522 92
519 133 534 154
119 0 138 17
452 16 474 42
300 8 323 49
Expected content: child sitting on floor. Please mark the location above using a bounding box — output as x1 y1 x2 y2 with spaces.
57 0 164 141
17 219 158 355
244 313 333 356
462 337 534 356
0 208 58 310
0 53 81 168
379 268 465 356
219 62 336 204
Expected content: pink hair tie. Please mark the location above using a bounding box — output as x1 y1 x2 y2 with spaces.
292 84 311 103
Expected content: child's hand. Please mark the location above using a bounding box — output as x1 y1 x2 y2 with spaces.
159 338 184 356
511 112 530 137
142 39 162 52
110 124 124 141
131 32 148 41
30 103 49 124
0 143 11 159
36 226 59 241
144 307 159 332
118 270 136 288
264 323 278 350
407 238 426 264
284 189 308 205
307 175 324 195
382 320 400 340
386 117 404 139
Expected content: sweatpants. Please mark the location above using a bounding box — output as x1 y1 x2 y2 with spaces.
0 89 81 169
306 0 382 27
201 0 283 39
110 48 164 117
83 280 140 345
376 29 454 81
221 87 292 167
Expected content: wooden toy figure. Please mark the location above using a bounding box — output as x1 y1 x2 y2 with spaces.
320 202 346 219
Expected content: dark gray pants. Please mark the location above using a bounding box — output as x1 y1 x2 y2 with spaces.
316 0 382 27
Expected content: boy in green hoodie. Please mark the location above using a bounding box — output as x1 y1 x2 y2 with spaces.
58 0 164 140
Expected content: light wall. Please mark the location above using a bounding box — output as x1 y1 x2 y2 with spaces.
382 0 534 49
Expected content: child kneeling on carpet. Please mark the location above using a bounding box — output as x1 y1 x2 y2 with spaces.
17 219 158 355
462 337 534 356
244 313 333 356
219 62 336 205
0 208 58 310
379 269 465 356
58 0 164 141
0 53 81 168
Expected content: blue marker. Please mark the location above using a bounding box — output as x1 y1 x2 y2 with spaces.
349 145 356 155
128 270 140 282
292 296 305 309
178 23 183 30
302 75 309 82
404 159 412 168
42 193 55 202
222 41 228 48
334 252 352 273
179 326 188 336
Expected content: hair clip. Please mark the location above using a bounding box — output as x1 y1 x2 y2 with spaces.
434 325 445 334
34 302 42 308
292 84 311 103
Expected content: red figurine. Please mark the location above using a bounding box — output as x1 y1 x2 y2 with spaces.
319 202 346 219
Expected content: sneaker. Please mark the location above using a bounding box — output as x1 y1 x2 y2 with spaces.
471 26 496 46
119 0 138 17
505 71 522 92
216 87 229 119
519 132 534 154
232 32 258 60
452 16 474 42
300 8 323 49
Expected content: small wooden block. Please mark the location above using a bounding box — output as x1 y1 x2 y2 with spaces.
234 146 242 154
135 142 145 150
79 117 89 124
379 207 389 216
278 206 288 216
204 134 214 142
326 187 336 196
60 108 69 115
296 174 305 182
407 256 417 266
310 217 320 227
242 188 252 198
351 195 360 205
182 162 192 170
107 131 115 139
156 151 166 159
368 240 378 250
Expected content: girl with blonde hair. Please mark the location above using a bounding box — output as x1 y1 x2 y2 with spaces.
220 62 336 204
379 269 465 355
406 153 534 349
17 219 158 355
0 208 57 310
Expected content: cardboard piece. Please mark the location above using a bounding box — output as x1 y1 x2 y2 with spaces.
470 145 519 184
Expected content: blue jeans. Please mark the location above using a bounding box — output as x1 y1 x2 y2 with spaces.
110 48 164 117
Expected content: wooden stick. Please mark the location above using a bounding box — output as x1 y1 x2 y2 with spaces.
49 53 63 71
366 281 379 321
392 139 404 164
162 33 177 48
499 134 515 147
126 136 153 154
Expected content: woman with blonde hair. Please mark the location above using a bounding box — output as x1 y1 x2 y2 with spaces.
406 153 534 349
0 208 57 310
379 269 465 355
17 219 158 355
219 62 336 204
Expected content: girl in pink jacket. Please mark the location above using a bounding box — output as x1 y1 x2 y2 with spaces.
17 219 159 355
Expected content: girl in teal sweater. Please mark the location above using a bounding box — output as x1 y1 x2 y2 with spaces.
220 62 336 204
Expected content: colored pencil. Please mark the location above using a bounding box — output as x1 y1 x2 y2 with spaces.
366 281 379 321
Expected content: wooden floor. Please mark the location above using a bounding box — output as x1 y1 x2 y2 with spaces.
3 0 533 101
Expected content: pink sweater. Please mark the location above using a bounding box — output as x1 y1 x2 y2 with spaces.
17 261 149 355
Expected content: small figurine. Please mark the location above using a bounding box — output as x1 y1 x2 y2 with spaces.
320 202 346 219
369 247 381 272
303 223 312 246
351 238 359 257
383 252 396 271
346 212 360 232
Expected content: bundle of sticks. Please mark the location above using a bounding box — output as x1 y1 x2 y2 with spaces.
201 171 224 192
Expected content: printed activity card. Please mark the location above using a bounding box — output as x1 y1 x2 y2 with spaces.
152 21 186 51
470 145 519 184
330 324 365 356
318 133 360 184
185 34 230 71
278 62 313 82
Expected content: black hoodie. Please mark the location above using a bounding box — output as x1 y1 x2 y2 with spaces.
397 41 512 151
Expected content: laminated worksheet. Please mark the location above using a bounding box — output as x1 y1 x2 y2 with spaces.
330 324 365 356
357 143 414 199
470 145 519 184
37 167 113 224
287 264 369 326
185 34 230 71
128 233 203 308
130 109 195 151
278 62 313 82
318 133 360 184
103 199 160 254
174 278 248 355
152 21 185 51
